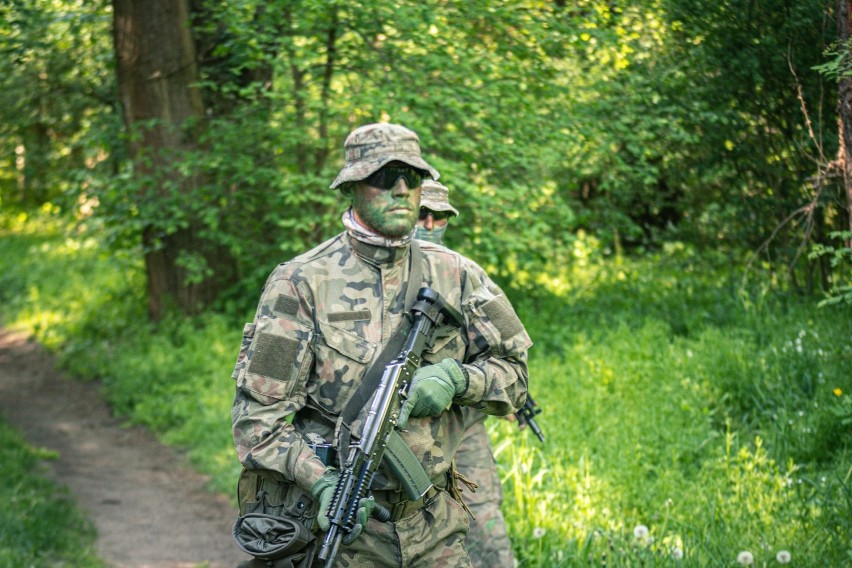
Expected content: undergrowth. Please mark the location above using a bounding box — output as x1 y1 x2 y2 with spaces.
1 209 850 566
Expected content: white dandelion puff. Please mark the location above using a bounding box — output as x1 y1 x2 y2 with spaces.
532 527 546 539
776 550 791 564
737 551 754 565
633 524 649 539
671 546 684 560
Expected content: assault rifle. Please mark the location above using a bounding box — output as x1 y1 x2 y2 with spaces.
318 287 463 567
515 394 545 443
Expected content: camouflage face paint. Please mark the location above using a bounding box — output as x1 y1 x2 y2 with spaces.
414 225 448 244
353 178 421 238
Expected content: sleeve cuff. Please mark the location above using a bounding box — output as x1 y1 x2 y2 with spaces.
456 362 486 405
294 446 330 492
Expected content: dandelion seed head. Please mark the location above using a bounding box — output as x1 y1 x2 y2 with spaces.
532 527 546 539
671 547 684 560
633 524 649 539
776 550 791 563
737 551 754 565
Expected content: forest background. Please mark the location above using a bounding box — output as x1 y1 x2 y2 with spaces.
0 0 850 566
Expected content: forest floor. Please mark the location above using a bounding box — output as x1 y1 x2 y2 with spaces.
0 327 251 568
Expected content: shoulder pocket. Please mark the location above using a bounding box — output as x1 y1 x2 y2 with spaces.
468 288 531 357
232 322 256 380
238 316 314 403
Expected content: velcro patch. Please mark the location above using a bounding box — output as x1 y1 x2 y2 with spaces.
273 295 300 316
480 295 525 339
327 309 371 323
247 332 299 382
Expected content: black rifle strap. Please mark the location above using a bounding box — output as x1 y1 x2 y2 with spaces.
336 241 424 453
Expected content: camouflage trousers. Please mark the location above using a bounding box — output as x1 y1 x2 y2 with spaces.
456 412 515 568
327 487 471 567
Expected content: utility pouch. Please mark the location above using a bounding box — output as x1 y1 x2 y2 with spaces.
234 468 319 567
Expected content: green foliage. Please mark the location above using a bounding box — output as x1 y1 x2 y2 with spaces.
2 211 851 566
0 204 145 353
659 0 842 281
498 247 852 566
2 0 846 310
88 312 245 493
810 231 852 307
0 0 117 207
0 420 105 567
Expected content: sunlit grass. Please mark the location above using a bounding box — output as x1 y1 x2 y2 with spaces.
0 421 105 567
1 210 850 565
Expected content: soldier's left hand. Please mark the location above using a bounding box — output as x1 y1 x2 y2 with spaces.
311 468 374 544
398 358 466 428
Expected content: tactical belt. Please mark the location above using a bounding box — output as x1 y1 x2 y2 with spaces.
372 475 447 521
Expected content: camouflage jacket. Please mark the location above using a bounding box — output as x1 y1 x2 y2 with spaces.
231 229 531 493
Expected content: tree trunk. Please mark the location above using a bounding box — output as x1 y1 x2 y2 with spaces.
838 0 852 246
113 0 235 320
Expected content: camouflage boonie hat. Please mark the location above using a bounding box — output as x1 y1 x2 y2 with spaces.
330 123 440 189
420 180 459 217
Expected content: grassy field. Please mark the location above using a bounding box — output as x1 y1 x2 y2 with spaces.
0 420 104 567
1 209 850 566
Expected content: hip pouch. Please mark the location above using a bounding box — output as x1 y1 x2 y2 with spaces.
233 468 319 567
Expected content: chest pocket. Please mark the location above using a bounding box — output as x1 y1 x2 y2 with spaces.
236 316 314 405
309 319 376 416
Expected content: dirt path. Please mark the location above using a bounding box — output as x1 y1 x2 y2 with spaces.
0 327 251 568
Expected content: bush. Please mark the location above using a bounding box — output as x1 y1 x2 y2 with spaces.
1 210 850 565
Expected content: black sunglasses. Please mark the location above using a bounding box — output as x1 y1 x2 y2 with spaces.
418 208 453 221
364 166 425 190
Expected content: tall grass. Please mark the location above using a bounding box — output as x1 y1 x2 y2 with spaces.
501 243 852 566
0 421 104 567
1 210 849 566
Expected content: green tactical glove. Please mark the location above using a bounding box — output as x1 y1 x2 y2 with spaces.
310 468 375 545
398 358 467 429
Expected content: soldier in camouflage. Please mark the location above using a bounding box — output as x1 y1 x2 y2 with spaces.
231 123 531 567
415 180 517 568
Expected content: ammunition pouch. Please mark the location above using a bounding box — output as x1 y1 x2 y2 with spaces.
233 468 319 567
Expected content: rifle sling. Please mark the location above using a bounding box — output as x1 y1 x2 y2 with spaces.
335 242 432 498
385 430 433 499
